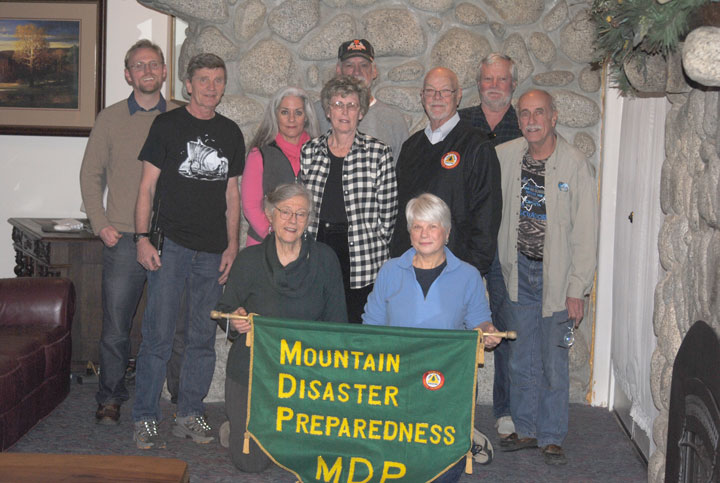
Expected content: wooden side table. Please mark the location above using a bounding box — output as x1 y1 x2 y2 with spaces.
0 453 189 482
8 218 146 371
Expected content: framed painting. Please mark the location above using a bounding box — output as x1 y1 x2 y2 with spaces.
169 16 188 103
0 0 106 136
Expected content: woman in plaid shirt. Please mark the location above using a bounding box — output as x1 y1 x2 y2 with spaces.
301 76 398 323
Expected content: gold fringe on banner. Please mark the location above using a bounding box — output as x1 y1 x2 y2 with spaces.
243 431 250 454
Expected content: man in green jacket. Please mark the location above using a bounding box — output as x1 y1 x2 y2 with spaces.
496 90 597 466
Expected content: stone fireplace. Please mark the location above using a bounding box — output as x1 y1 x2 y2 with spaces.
664 321 720 482
646 26 720 483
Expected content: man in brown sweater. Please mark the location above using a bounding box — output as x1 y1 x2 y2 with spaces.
79 39 178 426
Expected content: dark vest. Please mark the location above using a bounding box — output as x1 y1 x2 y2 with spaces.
246 141 300 243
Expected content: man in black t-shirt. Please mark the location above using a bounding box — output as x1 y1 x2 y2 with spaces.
131 53 244 450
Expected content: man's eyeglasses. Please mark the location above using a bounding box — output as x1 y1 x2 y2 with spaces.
329 101 359 112
422 88 457 99
129 61 162 72
276 207 309 221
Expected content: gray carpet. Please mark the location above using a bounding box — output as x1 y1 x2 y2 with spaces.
8 380 647 482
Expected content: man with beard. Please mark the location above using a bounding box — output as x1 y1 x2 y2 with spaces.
459 53 521 440
496 90 597 465
390 67 502 277
316 39 408 162
80 39 179 426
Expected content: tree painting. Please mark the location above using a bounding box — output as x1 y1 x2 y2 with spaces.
12 24 50 88
0 19 80 108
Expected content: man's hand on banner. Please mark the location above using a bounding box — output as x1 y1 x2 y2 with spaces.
475 322 501 349
229 307 251 333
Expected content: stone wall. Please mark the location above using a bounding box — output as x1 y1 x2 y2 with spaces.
647 27 720 483
140 0 601 403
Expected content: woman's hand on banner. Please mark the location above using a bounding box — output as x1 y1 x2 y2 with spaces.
230 307 251 333
475 322 501 349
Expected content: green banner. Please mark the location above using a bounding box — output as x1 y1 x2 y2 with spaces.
245 316 481 483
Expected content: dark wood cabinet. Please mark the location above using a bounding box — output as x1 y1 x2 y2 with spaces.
8 218 146 371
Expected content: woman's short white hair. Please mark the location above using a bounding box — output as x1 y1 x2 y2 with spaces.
405 193 451 233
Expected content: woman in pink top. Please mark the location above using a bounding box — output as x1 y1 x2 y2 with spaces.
241 87 319 245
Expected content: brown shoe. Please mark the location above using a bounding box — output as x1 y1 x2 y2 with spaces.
95 404 120 425
499 433 538 452
542 444 567 465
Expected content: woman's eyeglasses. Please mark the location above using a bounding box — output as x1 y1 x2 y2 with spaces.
329 101 359 112
276 207 309 221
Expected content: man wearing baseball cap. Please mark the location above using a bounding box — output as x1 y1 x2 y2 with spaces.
315 39 408 163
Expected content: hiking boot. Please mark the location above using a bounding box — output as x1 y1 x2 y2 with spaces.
173 415 214 444
134 420 166 449
95 404 120 425
471 428 494 465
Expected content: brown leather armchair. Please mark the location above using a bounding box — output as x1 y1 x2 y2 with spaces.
0 277 75 450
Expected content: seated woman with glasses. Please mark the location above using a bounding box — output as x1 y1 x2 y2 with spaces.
241 86 319 246
301 75 398 323
363 193 501 482
214 183 348 473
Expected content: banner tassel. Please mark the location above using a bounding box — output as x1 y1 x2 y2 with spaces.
242 431 250 454
465 451 473 474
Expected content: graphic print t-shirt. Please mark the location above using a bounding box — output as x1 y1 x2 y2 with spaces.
517 150 546 260
139 107 245 253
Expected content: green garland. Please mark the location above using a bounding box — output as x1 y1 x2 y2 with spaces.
591 0 711 95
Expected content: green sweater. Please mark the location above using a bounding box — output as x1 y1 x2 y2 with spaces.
216 234 348 382
79 99 179 235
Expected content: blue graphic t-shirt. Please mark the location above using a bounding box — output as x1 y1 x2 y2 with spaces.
518 150 546 260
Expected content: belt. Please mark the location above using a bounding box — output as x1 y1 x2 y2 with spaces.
520 252 543 263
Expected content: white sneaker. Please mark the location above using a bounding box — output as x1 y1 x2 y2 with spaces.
219 420 230 448
471 428 494 464
495 415 515 437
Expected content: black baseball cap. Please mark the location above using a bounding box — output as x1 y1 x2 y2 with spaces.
338 39 375 62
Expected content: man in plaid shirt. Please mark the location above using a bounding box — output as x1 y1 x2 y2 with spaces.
458 53 522 441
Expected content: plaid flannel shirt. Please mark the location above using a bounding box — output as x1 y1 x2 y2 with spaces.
458 104 522 147
301 131 398 289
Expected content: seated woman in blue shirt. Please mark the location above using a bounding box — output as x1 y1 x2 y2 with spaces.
363 192 501 338
362 192 500 482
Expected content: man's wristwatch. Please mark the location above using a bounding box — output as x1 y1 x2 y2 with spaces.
133 233 150 243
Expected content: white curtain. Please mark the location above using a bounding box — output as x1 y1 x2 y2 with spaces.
611 96 668 438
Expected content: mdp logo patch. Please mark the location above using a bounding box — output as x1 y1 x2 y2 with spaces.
423 370 445 390
441 151 460 169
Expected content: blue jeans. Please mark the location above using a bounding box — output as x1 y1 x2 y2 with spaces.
132 237 223 422
96 235 146 406
507 253 570 447
485 252 511 419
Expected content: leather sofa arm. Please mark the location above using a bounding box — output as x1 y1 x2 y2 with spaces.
0 277 75 331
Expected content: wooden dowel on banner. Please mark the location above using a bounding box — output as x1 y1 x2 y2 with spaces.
209 311 257 346
210 310 250 320
485 331 517 340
